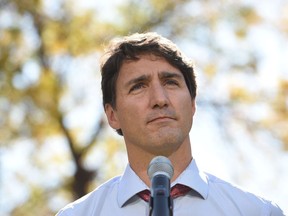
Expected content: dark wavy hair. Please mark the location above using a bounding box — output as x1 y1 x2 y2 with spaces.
100 32 197 135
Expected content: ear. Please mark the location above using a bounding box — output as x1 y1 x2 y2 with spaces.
191 99 196 116
105 103 120 130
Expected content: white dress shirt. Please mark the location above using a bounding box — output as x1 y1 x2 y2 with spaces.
56 159 284 216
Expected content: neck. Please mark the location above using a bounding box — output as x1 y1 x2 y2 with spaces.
126 139 192 187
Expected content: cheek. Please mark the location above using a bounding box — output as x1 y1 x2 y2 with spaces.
117 101 144 126
180 97 195 119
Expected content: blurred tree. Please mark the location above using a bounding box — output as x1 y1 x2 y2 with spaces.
0 0 118 215
0 0 193 215
0 0 287 215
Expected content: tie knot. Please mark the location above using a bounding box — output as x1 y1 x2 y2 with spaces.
170 184 191 199
137 184 191 202
137 189 150 202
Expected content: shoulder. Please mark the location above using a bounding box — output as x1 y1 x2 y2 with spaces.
204 172 284 215
205 172 266 202
56 176 121 216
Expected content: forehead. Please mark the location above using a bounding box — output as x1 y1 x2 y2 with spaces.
119 54 181 77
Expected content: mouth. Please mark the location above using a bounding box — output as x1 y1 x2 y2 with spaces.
147 116 175 124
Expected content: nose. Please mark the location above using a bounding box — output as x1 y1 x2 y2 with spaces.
149 83 169 109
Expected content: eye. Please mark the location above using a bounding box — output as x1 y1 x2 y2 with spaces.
165 79 179 86
129 82 146 93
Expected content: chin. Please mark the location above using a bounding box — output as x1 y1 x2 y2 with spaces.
149 133 184 154
157 128 184 141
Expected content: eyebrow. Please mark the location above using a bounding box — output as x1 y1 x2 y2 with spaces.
124 74 151 88
158 71 183 80
124 71 184 88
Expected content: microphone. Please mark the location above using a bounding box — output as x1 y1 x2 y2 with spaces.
148 156 174 216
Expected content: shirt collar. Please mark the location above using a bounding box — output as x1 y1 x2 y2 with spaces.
117 159 208 207
172 159 209 200
117 164 149 207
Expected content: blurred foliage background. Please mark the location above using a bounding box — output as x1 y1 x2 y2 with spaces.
0 0 287 215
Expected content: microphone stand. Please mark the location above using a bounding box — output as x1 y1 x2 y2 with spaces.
148 174 173 216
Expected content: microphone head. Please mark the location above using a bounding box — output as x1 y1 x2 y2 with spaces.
147 156 174 180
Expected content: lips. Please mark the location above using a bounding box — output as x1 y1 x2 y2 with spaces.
147 112 176 124
148 116 173 123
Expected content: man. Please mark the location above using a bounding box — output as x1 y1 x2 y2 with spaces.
57 32 284 215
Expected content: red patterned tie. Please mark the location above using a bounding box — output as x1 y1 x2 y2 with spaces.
138 184 191 202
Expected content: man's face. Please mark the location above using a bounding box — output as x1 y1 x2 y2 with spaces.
105 54 196 156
